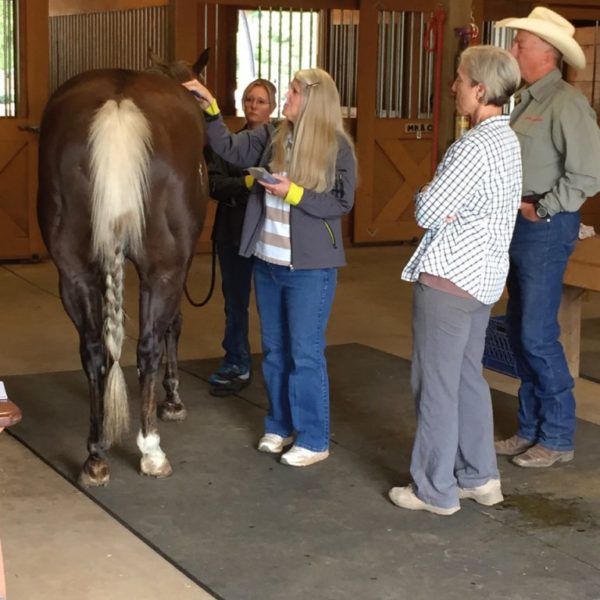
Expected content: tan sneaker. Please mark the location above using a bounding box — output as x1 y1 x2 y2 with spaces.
459 479 504 506
388 485 460 516
494 435 534 456
257 434 293 454
0 399 22 429
512 444 574 468
280 445 329 467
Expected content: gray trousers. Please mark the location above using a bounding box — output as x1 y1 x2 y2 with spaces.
410 283 499 508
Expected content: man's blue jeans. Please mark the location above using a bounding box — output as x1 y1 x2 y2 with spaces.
253 259 337 452
506 211 580 451
217 241 254 373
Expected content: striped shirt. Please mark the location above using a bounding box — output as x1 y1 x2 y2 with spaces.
402 115 522 305
254 184 292 266
254 134 293 266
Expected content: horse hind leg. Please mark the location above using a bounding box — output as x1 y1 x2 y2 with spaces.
136 276 187 478
138 372 173 478
137 388 172 479
80 340 112 488
57 268 112 487
158 311 187 422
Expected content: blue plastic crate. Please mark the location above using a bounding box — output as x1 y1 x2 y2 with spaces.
482 316 518 378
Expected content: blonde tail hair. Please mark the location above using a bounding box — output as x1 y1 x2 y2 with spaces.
271 68 355 192
89 98 152 444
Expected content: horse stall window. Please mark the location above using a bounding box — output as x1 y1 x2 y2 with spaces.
325 9 359 118
49 5 171 93
0 0 17 117
482 22 516 114
481 20 514 50
377 10 433 119
199 5 358 120
237 8 319 116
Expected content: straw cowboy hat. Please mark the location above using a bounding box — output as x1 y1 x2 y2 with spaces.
496 7 586 69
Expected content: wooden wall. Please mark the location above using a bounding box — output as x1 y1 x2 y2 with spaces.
31 0 600 252
49 0 167 16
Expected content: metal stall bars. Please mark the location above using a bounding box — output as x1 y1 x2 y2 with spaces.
326 9 359 118
0 0 16 116
49 5 171 93
199 4 358 120
376 10 434 121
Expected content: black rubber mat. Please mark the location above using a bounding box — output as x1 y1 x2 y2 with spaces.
5 344 600 599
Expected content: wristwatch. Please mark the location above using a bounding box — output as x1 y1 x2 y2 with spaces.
534 202 549 219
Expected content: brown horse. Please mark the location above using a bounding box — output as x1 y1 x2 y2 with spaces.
37 52 209 486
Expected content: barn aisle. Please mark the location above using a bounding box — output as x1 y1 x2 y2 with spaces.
1 246 600 599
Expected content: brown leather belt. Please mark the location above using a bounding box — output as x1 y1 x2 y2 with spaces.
521 192 549 204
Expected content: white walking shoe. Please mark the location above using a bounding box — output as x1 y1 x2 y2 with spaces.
388 485 460 516
257 433 293 454
280 445 329 467
459 479 504 506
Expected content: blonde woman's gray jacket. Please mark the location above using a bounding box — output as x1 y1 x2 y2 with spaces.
205 114 356 269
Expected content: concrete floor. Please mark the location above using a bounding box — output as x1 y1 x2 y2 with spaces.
1 245 599 599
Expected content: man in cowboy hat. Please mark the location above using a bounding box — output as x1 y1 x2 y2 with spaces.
494 7 600 467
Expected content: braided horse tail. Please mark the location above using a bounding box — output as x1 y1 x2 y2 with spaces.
89 98 152 444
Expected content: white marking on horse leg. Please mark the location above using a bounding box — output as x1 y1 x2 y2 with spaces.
198 163 204 186
136 430 172 477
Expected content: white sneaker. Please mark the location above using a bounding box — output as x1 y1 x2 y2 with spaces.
257 433 293 454
280 445 329 467
459 479 504 506
388 485 460 516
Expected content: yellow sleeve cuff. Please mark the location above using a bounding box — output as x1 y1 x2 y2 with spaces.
205 99 220 116
244 175 254 189
285 182 304 206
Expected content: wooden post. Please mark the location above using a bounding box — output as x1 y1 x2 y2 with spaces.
558 285 585 378
437 0 474 158
172 0 199 63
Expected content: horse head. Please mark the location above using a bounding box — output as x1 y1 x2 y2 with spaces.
146 48 210 83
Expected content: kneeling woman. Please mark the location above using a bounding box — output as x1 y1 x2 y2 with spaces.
184 70 357 467
390 46 522 514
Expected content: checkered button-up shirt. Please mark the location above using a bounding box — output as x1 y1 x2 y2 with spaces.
402 115 522 305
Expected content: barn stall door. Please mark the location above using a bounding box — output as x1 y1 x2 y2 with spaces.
354 0 436 243
0 0 48 259
0 0 171 260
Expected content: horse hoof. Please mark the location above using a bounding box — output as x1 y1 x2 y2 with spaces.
140 456 173 478
78 459 110 487
158 401 187 422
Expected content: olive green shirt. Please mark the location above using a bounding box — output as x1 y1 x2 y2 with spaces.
511 69 600 216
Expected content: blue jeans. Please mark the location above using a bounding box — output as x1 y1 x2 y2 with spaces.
217 241 254 373
506 211 580 451
253 259 337 452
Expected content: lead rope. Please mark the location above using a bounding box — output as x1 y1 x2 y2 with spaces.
184 238 217 307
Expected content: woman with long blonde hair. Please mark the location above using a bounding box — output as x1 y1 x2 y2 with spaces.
184 68 357 467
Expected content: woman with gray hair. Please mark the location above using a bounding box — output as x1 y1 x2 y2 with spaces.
389 46 522 515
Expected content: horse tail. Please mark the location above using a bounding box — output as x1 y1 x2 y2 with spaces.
89 98 152 444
